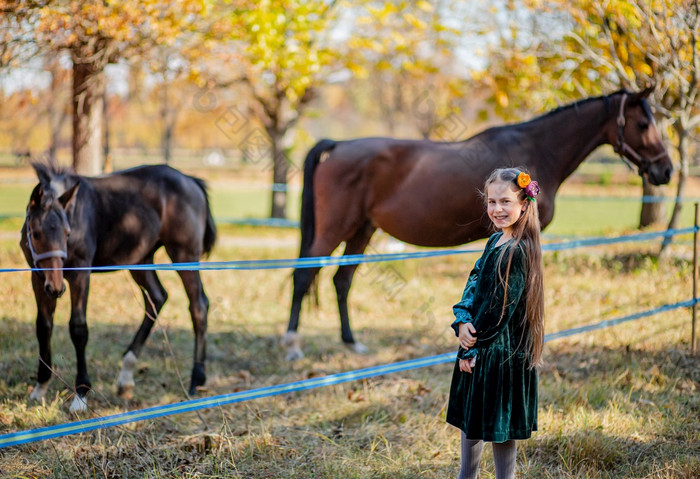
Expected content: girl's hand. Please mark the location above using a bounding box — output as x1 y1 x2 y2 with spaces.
458 322 477 350
459 356 477 373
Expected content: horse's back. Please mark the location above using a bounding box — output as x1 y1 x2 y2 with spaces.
93 165 207 205
87 165 213 265
311 137 493 246
110 164 198 188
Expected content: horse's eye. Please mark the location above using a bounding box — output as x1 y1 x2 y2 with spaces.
32 231 40 240
638 121 649 131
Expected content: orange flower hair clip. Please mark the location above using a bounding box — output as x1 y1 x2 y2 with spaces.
517 172 531 188
516 171 540 202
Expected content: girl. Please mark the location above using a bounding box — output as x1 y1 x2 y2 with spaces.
446 167 545 479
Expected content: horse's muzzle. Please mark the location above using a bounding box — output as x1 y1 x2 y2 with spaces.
647 165 673 186
662 166 673 183
45 281 66 298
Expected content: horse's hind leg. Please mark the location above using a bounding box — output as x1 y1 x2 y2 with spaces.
163 238 208 395
283 265 321 361
118 268 168 399
284 236 344 361
174 268 209 396
334 222 376 353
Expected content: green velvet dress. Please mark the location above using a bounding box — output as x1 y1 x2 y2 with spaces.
446 232 538 442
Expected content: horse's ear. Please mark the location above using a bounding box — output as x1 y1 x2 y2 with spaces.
640 83 656 98
32 162 52 188
29 183 43 208
58 181 80 211
630 83 656 103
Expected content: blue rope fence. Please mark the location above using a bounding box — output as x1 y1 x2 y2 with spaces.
0 298 694 449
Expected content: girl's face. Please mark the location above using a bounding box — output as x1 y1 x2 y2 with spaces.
487 180 526 235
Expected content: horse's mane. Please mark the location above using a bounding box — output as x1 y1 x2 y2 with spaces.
31 161 78 208
522 88 653 126
32 161 75 180
538 89 630 119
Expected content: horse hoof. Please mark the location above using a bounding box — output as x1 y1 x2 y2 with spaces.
117 384 134 400
281 331 304 361
285 349 305 361
280 331 300 347
345 342 369 355
187 385 208 397
69 395 88 414
29 382 49 402
117 351 137 399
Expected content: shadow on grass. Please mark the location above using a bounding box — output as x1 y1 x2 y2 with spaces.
529 344 700 477
541 344 698 409
522 427 700 478
0 313 449 419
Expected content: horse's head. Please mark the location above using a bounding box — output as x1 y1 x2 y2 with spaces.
611 86 673 186
22 163 79 299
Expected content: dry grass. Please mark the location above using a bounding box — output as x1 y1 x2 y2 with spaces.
0 227 698 478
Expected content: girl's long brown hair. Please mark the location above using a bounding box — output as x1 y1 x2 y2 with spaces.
485 168 545 368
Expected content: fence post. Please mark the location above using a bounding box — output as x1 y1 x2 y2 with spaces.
693 203 698 356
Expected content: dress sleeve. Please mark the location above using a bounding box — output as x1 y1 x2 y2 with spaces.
450 256 483 336
457 346 477 360
471 245 527 349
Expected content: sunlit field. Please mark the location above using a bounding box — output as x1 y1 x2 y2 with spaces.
0 163 698 478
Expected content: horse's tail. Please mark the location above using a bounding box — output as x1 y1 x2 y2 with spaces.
299 139 336 257
193 177 217 257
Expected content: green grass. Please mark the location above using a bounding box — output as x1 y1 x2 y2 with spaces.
0 182 35 218
547 197 697 236
549 198 642 235
211 188 301 221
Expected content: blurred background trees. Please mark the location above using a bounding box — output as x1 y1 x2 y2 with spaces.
206 0 348 218
1 0 210 175
1 0 698 221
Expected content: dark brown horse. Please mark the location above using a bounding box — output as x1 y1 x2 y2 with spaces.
20 163 217 412
282 87 673 360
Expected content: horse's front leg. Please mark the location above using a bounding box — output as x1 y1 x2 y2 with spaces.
29 271 57 403
67 272 91 413
283 236 343 361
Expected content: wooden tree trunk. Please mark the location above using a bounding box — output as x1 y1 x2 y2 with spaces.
161 79 173 165
72 54 104 175
639 181 666 228
103 88 112 173
48 109 67 164
47 58 68 164
269 129 289 219
660 126 688 255
163 125 173 165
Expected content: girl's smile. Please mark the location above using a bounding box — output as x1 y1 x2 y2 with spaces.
486 180 526 236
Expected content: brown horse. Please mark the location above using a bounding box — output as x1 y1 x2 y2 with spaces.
20 163 216 412
282 87 673 360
